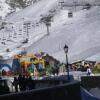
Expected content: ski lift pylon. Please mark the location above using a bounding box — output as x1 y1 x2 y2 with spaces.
2 38 6 41
7 38 11 41
13 36 17 38
1 41 6 45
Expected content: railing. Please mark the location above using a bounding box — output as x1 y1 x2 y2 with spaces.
0 80 81 100
81 76 100 89
81 87 100 100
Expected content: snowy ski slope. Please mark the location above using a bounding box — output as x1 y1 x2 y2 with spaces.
0 0 100 63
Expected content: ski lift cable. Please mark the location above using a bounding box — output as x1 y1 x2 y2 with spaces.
59 0 100 7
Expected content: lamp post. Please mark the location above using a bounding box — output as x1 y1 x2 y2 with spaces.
64 44 70 81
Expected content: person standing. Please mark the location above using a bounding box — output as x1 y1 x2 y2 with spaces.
13 77 18 92
28 76 35 90
87 67 92 76
34 65 38 77
18 74 23 91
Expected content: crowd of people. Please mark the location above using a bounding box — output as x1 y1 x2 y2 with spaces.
13 75 35 92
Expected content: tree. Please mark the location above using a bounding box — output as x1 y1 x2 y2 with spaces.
6 0 32 10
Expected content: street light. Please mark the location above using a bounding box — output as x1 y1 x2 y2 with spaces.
64 44 70 81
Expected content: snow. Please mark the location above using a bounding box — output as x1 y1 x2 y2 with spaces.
0 0 100 63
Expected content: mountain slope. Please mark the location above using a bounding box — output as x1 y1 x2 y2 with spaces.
27 7 100 63
1 0 100 63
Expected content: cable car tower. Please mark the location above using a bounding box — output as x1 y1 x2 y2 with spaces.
22 21 31 43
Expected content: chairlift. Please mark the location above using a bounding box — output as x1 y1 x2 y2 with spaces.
19 29 22 32
83 3 91 10
7 36 11 41
7 39 11 41
36 22 39 26
2 38 6 41
23 30 27 33
18 30 22 35
22 38 28 44
68 11 73 18
49 9 56 14
0 26 4 30
18 33 22 35
28 26 31 29
13 36 17 38
9 35 12 37
32 22 35 27
13 32 17 38
1 41 6 45
23 26 26 28
32 24 35 27
13 33 17 37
